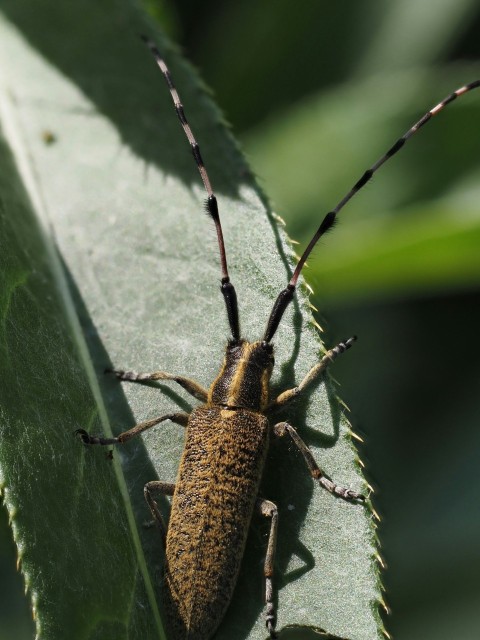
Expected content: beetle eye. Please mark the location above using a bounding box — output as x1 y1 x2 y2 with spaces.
261 341 273 354
227 339 243 353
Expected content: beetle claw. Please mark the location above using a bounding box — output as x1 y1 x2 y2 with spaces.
74 428 91 444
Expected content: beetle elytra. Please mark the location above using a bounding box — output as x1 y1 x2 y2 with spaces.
77 38 480 640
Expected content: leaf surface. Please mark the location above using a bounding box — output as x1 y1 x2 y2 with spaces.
0 3 382 639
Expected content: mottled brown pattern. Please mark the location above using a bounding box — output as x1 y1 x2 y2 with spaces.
164 406 269 639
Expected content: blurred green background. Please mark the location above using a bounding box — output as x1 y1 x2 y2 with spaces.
2 1 480 639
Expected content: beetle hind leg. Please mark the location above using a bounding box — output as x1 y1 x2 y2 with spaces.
257 498 279 638
144 481 176 546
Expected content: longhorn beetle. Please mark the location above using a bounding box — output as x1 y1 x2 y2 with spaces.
76 37 480 640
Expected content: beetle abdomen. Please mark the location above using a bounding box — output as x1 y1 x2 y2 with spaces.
164 406 269 639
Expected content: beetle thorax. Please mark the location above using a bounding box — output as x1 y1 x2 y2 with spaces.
208 339 274 412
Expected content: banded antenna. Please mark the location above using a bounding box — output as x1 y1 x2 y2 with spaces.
144 37 479 345
142 36 240 341
263 79 480 343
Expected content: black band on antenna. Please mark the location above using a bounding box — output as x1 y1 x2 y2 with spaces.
221 279 240 341
263 79 480 342
263 285 295 343
142 37 241 340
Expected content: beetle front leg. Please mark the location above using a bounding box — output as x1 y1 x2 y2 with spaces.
257 498 279 639
273 422 364 502
76 412 189 446
268 337 356 411
109 368 208 402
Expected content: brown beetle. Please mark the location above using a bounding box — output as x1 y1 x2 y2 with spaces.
77 38 480 640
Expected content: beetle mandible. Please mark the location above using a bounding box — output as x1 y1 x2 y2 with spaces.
76 37 480 640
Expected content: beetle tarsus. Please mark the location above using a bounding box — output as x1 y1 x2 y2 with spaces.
266 609 278 639
318 476 365 502
74 428 91 444
74 429 118 446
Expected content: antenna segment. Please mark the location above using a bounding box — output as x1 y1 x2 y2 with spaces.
142 37 240 341
263 80 480 343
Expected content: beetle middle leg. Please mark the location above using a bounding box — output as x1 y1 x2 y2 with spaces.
256 498 279 639
76 411 189 446
108 368 208 402
273 422 363 501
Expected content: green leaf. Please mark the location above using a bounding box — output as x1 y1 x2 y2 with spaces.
354 0 479 75
245 67 480 305
0 2 382 639
310 201 480 304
